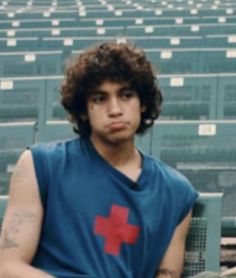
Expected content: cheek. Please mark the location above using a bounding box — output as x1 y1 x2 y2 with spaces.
87 103 98 119
130 101 143 114
87 103 94 111
127 104 142 126
87 104 104 126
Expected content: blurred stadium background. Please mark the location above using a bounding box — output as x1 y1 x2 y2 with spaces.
0 0 236 273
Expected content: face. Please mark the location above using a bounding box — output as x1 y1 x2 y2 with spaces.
85 80 145 146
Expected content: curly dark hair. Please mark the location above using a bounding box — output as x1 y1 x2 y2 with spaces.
60 41 163 137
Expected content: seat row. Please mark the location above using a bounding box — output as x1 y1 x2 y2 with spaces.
1 15 236 29
1 48 236 76
1 30 236 49
0 22 235 38
0 6 235 19
1 74 236 123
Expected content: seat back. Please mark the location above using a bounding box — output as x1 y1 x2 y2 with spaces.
183 193 223 277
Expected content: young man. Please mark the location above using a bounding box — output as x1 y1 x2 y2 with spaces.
0 42 198 278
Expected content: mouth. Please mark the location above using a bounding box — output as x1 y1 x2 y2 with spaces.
107 121 127 131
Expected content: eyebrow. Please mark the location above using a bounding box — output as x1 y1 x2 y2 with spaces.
89 85 132 96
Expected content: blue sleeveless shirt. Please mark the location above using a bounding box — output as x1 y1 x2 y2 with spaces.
30 138 198 278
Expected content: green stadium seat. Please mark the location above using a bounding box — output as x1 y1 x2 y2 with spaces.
199 49 236 73
80 10 128 19
0 51 63 77
44 77 66 122
0 11 79 21
40 37 111 51
0 37 40 52
0 26 126 39
183 193 222 277
0 78 46 122
144 49 199 74
198 24 236 35
151 121 236 221
0 4 235 22
37 121 76 143
158 75 218 120
1 16 235 31
40 35 236 52
204 35 236 48
126 23 236 37
78 16 232 28
184 16 236 25
81 18 152 27
126 25 174 36
1 29 55 38
217 75 236 119
144 49 236 74
199 9 235 17
131 36 204 49
0 18 77 29
47 11 79 19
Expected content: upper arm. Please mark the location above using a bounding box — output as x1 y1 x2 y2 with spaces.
156 210 193 278
0 150 43 264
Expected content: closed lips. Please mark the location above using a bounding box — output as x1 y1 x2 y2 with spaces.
108 122 127 129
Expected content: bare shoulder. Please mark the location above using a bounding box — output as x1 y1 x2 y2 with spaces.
8 149 41 205
10 149 35 186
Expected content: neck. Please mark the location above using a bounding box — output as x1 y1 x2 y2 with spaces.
90 136 140 168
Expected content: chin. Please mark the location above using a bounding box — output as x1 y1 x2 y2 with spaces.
106 132 135 145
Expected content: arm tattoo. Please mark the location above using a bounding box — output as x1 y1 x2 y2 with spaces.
0 211 35 250
155 268 178 278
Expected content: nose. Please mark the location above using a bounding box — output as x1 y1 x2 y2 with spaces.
107 97 122 117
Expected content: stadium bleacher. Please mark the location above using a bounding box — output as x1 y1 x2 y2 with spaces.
0 0 236 272
217 74 236 119
151 120 236 219
0 77 47 122
0 51 63 76
158 74 218 120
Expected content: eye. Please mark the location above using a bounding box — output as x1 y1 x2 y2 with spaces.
90 93 106 103
120 88 136 99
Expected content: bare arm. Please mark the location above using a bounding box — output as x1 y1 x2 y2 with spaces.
155 211 193 278
0 150 55 278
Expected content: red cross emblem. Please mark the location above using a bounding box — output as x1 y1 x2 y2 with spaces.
94 204 140 256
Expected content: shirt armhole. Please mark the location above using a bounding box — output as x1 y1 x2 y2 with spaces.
177 190 199 225
27 145 49 209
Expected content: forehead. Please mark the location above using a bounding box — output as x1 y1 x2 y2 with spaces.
90 80 131 94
